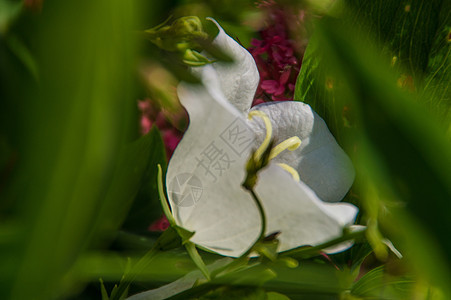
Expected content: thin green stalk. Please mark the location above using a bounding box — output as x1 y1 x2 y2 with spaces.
109 231 166 300
110 165 177 299
249 189 267 244
280 227 367 258
185 242 211 281
158 165 209 280
157 164 176 226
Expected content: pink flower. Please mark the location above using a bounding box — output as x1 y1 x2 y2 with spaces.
249 1 307 105
138 99 186 232
148 215 170 231
137 99 186 159
138 100 153 135
261 68 291 96
162 128 183 158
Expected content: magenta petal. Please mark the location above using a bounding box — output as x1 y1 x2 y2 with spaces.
279 69 291 86
261 80 279 94
273 84 286 96
148 215 170 231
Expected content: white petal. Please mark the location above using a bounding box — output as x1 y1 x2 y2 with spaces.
255 164 358 253
249 101 355 202
193 18 259 113
168 66 261 257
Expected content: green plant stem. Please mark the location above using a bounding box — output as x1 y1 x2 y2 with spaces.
157 164 176 226
158 165 209 280
185 241 211 281
280 227 367 258
250 189 267 244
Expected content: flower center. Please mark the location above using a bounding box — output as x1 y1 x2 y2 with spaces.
248 110 302 182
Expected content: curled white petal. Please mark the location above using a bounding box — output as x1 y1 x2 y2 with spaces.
249 101 355 202
193 18 259 113
256 164 358 253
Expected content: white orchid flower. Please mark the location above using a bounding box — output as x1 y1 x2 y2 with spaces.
165 19 358 258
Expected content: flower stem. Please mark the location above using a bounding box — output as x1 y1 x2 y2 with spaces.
280 227 367 258
249 189 267 243
185 241 211 281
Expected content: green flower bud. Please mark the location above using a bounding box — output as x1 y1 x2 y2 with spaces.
182 49 214 66
145 16 208 52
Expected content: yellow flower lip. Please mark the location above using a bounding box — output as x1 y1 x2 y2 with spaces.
248 110 302 182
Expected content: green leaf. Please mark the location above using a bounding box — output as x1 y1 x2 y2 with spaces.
0 0 22 35
295 31 355 147
93 126 166 241
342 0 451 123
197 286 266 300
3 1 141 299
262 260 354 298
124 258 232 300
295 0 451 142
295 8 451 297
5 34 39 80
75 245 199 283
266 291 291 300
100 278 110 300
121 127 168 232
109 228 183 300
421 4 451 124
351 266 415 299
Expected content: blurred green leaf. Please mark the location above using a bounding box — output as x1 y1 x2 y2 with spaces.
76 247 197 284
294 27 355 146
351 266 415 299
123 257 231 300
100 278 110 300
295 6 451 296
295 0 451 142
0 0 22 35
264 260 353 299
3 1 141 299
342 0 451 123
329 241 373 279
421 5 450 123
197 286 266 300
119 126 167 233
93 126 166 241
5 34 38 80
266 291 290 300
165 263 277 300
